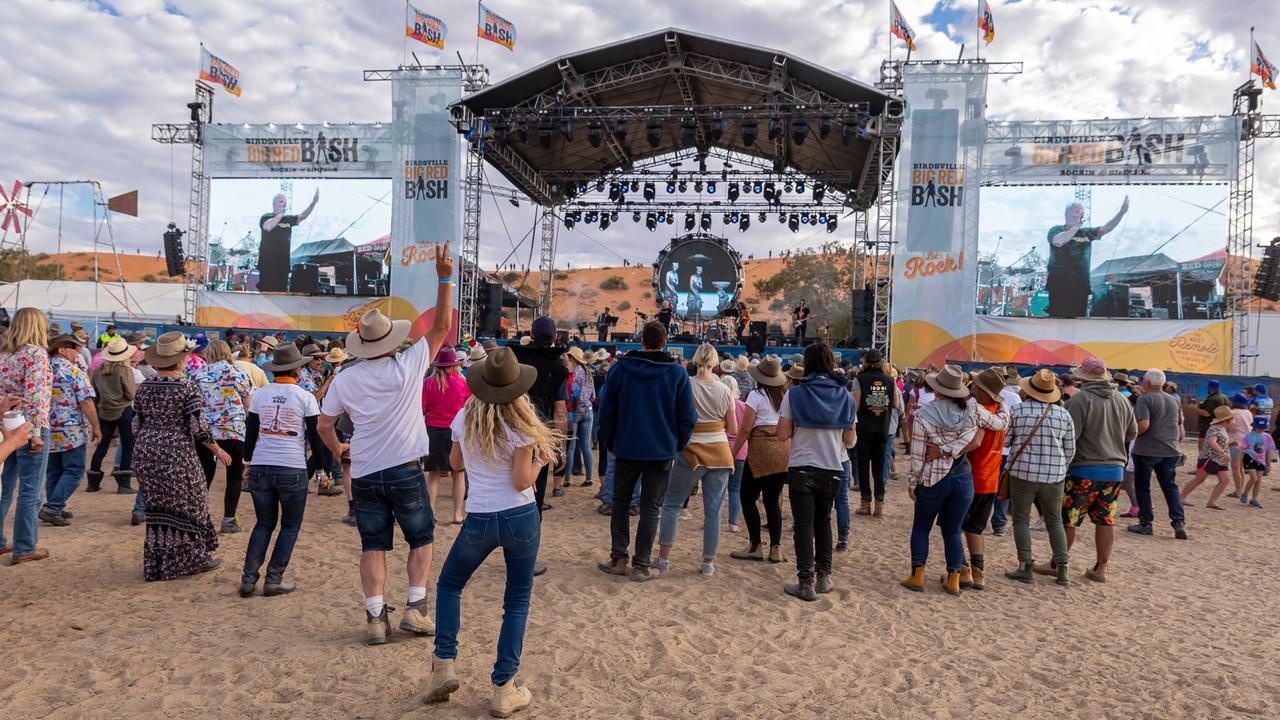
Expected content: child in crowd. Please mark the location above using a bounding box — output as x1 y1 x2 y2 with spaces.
1181 405 1235 510
1241 416 1275 508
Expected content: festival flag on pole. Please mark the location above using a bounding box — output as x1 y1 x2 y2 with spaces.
198 47 242 97
890 1 917 52
477 2 516 51
1253 38 1278 90
406 4 447 50
979 0 996 45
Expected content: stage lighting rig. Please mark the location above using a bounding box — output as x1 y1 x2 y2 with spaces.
559 119 573 141
643 182 656 201
704 118 725 143
818 116 832 139
700 213 712 230
493 119 510 143
646 212 657 231
537 118 554 148
788 214 800 232
813 182 825 202
826 217 838 233
791 118 809 145
516 121 529 144
727 183 740 202
586 120 604 148
680 118 697 146
768 116 783 141
739 215 750 233
706 181 717 193
632 211 641 223
740 119 758 146
612 119 628 142
646 120 663 148
600 214 610 230
685 213 695 231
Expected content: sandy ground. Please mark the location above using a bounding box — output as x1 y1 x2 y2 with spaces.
3 441 1279 720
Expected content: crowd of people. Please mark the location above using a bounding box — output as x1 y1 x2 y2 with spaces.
1 243 1275 718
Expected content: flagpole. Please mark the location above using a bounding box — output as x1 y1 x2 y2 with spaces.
474 0 482 66
976 0 981 60
1250 26 1255 84
888 0 893 67
403 0 409 66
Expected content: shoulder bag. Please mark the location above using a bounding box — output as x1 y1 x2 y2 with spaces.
997 405 1052 501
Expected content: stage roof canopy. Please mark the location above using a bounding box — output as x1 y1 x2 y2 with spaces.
455 28 900 209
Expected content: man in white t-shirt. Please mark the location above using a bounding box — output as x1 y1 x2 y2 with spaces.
319 243 454 647
238 343 322 599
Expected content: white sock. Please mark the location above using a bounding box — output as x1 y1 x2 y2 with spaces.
365 595 384 615
408 586 427 604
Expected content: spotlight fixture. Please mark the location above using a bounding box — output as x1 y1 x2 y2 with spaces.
595 180 605 192
516 121 529 144
704 118 725 144
677 181 687 193
758 212 767 223
493 120 510 143
563 215 575 230
788 214 800 232
645 212 657 231
826 217 838 233
656 211 666 224
679 118 697 146
722 213 731 225
752 181 763 194
784 182 793 193
791 118 809 145
796 181 806 194
610 211 619 222
666 181 676 194
665 213 674 225
700 213 712 230
645 120 663 148
727 183 740 202
763 182 776 202
739 215 750 233
537 119 554 149
576 182 588 195
612 119 629 142
729 212 740 224
801 214 810 225
694 180 704 193
818 116 832 139
818 213 828 225
608 182 621 202
600 214 611 230
586 120 604 148
685 213 696 231
559 119 573 141
632 211 641 223
643 182 656 202
572 209 583 223
706 181 717 194
813 182 825 203
777 213 787 224
740 118 758 146
630 180 640 193
768 116 783 141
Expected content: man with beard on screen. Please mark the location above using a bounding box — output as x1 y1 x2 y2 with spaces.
1045 196 1128 318
258 189 319 292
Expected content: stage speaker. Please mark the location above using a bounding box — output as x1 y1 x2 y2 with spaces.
610 333 632 343
744 333 765 355
749 321 768 338
1092 284 1131 318
163 223 185 277
288 264 320 294
673 333 698 344
477 281 504 336
851 287 874 348
556 330 571 344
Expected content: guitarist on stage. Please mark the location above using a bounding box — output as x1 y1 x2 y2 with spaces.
735 302 750 344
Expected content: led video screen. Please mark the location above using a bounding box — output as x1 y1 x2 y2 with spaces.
654 237 742 320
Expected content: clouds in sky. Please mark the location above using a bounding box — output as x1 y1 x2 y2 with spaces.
1 0 1277 271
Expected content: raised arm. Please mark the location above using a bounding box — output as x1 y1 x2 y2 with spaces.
296 188 319 223
422 241 456 360
1097 195 1129 237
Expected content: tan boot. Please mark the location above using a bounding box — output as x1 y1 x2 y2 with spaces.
969 565 985 590
490 675 532 718
423 657 459 703
855 499 873 516
872 500 884 518
900 565 926 592
958 563 974 588
364 605 391 646
767 545 784 564
400 597 434 636
942 570 962 596
1084 564 1107 583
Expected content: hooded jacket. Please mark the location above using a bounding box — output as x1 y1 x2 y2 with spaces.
909 397 977 489
1065 380 1138 467
597 350 696 461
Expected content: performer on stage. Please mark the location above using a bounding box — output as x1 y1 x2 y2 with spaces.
792 298 811 343
735 302 751 344
664 262 681 306
596 307 612 342
658 298 674 335
1045 197 1128 318
686 266 705 327
257 190 318 293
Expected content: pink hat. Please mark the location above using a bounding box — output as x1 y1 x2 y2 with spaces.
432 347 464 367
1071 356 1112 382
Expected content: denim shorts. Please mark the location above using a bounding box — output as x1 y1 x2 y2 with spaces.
351 460 435 551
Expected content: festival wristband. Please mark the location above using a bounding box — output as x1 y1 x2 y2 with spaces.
438 277 453 284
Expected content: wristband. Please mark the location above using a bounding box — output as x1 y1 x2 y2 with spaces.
438 277 453 284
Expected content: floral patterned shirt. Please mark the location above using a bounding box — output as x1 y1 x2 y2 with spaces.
298 366 319 394
48 356 96 452
185 353 207 379
193 360 252 440
0 344 53 436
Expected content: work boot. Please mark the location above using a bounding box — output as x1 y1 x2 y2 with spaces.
767 545 785 564
263 581 296 597
596 557 629 576
400 597 434 636
423 657 459 704
942 570 962 596
365 605 392 646
872 500 884 518
1173 523 1188 540
1127 522 1154 536
489 675 532 718
957 563 974 588
784 581 818 601
815 572 834 594
238 579 257 598
131 509 146 526
85 470 104 493
113 471 136 494
855 499 872 516
970 565 986 591
1004 561 1035 584
629 565 661 582
729 543 764 561
1055 562 1071 587
900 565 926 592
38 509 69 527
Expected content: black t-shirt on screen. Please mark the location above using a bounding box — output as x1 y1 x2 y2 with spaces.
258 213 298 292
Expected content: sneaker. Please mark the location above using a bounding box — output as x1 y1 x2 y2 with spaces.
835 541 848 553
1123 506 1140 518
991 526 1007 537
533 563 547 577
1127 523 1153 536
700 562 715 576
653 558 671 573
551 487 565 498
38 509 70 527
1227 491 1240 499
1030 518 1046 531
1240 493 1250 504
219 517 243 534
1249 499 1263 508
400 598 434 636
678 510 693 521
1174 525 1189 540
365 605 392 646
579 480 594 487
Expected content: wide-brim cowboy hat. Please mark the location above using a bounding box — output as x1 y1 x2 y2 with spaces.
346 308 411 359
102 336 136 362
464 346 488 367
1019 368 1062 403
1210 405 1235 425
786 364 806 380
972 368 1006 401
300 343 325 358
258 336 279 349
467 346 537 404
565 346 588 366
749 355 786 387
719 358 736 374
433 347 464 367
144 331 190 368
48 334 84 353
324 347 349 364
262 343 310 372
926 364 970 399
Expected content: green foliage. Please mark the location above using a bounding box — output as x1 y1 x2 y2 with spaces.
0 249 64 282
599 275 628 291
553 271 570 280
142 274 157 283
616 300 631 311
753 242 859 341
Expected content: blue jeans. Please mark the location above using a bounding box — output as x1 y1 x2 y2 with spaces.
241 466 309 584
564 408 595 483
836 459 852 542
909 469 974 572
658 457 731 559
43 443 87 515
600 454 640 507
727 459 744 526
351 461 434 552
0 428 51 555
1132 454 1185 527
434 502 540 686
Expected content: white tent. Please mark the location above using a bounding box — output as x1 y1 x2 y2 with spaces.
0 280 184 323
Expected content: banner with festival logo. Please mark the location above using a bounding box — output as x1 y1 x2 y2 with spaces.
203 124 396 177
889 63 987 362
407 4 447 49
982 116 1240 183
198 47 242 97
477 2 516 51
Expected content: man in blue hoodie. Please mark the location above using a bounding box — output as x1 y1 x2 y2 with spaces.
596 321 696 581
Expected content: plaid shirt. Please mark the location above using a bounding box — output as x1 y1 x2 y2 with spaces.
910 403 978 489
1003 399 1076 484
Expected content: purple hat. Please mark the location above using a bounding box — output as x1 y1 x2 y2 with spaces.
192 334 209 352
1071 356 1111 382
1253 415 1270 430
1254 383 1268 395
531 316 557 341
432 347 464 367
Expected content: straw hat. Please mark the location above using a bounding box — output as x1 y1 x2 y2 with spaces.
749 355 786 387
125 331 149 346
71 329 90 345
1113 372 1134 387
258 335 279 350
719 358 736 374
432 347 464 367
49 334 84 353
300 343 324 358
324 347 349 364
145 331 190 368
565 346 588 366
788 353 804 367
1019 368 1062 403
1210 405 1234 425
785 364 806 380
467 346 536 404
735 356 749 372
464 345 488 367
346 308 410 359
262 343 310 372
101 336 136 362
1071 356 1112 383
926 364 970 399
972 367 1005 401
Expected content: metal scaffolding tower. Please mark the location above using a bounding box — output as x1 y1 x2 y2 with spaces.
537 208 559 314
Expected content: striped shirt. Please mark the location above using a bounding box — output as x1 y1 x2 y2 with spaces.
1003 399 1077 485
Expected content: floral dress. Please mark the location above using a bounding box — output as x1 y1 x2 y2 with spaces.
193 360 252 440
133 376 217 581
0 344 53 439
48 356 95 452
